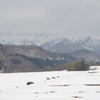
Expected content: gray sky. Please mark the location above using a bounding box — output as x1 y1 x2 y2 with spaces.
0 0 100 37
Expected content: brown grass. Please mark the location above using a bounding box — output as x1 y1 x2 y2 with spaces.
50 84 70 87
84 84 100 86
50 91 55 93
96 91 100 93
72 96 82 98
79 91 83 93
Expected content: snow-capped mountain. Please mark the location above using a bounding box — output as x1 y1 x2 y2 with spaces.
0 32 100 55
0 32 58 45
41 36 100 55
0 32 87 45
41 38 84 53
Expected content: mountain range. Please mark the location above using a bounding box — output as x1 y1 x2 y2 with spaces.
0 32 100 56
0 42 100 72
0 32 100 73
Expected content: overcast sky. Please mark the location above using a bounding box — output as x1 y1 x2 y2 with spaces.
0 0 100 37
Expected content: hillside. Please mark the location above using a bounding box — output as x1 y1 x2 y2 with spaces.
60 49 100 62
4 45 62 59
0 44 100 73
0 44 66 73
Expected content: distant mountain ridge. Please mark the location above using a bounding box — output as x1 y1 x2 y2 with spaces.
0 32 89 45
0 32 100 55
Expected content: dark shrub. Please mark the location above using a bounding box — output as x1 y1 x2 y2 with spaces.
65 61 89 71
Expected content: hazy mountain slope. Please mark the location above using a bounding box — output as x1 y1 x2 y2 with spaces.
81 37 100 55
41 37 100 55
71 49 100 62
42 38 84 53
60 49 100 62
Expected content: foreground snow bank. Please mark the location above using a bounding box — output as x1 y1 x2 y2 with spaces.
0 67 100 100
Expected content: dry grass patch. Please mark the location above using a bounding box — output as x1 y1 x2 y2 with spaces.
96 91 100 93
79 91 83 93
84 84 100 86
50 91 55 93
50 84 70 87
72 96 83 98
35 92 39 94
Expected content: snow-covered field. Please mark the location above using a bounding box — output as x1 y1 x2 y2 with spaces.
0 66 100 100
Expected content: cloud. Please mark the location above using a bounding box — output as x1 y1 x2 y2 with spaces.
0 0 100 37
4 8 45 20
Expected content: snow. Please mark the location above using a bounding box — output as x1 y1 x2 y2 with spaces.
0 66 100 100
0 32 89 46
